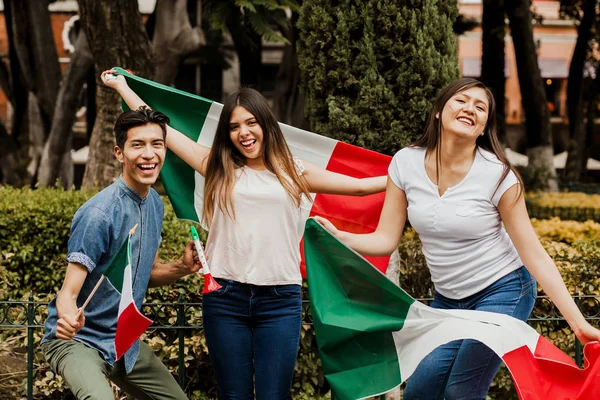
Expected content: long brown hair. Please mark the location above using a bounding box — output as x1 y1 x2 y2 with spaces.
202 88 311 227
412 78 523 201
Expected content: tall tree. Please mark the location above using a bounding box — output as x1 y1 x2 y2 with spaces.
298 0 459 155
481 0 507 145
506 0 558 191
77 0 154 189
562 0 599 181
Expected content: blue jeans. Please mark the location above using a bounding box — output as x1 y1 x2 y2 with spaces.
404 266 537 400
202 278 302 400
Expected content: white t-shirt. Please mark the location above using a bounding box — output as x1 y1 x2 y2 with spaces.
388 146 523 299
205 164 304 286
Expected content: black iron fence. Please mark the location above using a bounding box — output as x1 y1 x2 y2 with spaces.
1 294 599 400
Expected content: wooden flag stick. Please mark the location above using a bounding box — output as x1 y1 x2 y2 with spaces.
75 275 105 319
75 223 139 319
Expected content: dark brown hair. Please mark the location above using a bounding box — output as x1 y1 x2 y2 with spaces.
412 78 523 202
114 106 169 149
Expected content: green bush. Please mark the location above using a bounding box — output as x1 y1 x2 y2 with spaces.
297 0 459 155
526 192 600 222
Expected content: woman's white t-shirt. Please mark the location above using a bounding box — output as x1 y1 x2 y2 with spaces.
205 165 304 286
388 146 523 299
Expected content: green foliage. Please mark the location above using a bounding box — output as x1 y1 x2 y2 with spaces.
204 0 300 45
297 0 460 155
0 186 94 299
526 192 600 222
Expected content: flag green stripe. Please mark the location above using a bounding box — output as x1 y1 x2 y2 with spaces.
114 67 214 223
304 218 415 400
102 235 130 294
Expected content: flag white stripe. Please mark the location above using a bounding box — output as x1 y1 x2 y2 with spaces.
392 302 540 380
280 123 338 169
193 102 223 225
117 264 134 317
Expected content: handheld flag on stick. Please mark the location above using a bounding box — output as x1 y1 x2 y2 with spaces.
304 218 600 400
112 67 392 276
102 224 153 361
190 225 222 294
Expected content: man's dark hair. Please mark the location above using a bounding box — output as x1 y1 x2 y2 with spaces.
114 106 170 149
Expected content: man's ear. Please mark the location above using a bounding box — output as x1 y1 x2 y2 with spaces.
114 145 124 163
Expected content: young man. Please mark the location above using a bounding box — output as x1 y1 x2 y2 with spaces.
41 106 199 400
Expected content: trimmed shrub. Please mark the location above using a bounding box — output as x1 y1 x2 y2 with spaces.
297 0 459 155
526 192 600 222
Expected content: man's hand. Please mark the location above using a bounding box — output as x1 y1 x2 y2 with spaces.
181 240 202 275
56 310 85 340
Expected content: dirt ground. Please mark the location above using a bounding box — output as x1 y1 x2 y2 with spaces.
0 340 27 399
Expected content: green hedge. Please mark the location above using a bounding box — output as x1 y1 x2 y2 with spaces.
2 187 600 399
526 192 600 223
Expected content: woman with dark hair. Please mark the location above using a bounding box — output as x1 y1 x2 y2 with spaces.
316 78 600 399
101 69 386 399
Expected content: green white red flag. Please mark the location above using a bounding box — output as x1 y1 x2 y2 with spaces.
304 218 600 400
102 227 153 360
112 67 392 274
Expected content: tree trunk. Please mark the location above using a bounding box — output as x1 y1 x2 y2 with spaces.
563 0 596 182
27 93 46 183
152 0 205 86
0 59 15 108
3 0 60 185
38 32 94 188
480 0 506 145
0 122 23 186
272 11 309 129
4 0 29 144
77 0 154 189
506 0 558 191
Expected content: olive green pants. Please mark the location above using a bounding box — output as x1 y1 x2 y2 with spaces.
41 339 188 400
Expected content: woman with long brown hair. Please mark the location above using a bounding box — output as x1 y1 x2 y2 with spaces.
102 69 386 399
316 78 600 399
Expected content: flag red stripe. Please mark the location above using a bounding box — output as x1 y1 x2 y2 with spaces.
301 142 392 276
115 302 153 360
502 336 600 399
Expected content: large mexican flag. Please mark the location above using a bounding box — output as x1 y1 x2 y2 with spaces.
304 218 600 400
102 226 153 361
112 67 391 274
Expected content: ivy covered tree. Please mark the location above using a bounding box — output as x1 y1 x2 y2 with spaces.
297 0 459 155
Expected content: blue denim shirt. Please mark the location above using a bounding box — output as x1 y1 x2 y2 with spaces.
42 177 163 374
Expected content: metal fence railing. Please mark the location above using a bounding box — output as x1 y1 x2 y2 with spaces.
1 294 599 400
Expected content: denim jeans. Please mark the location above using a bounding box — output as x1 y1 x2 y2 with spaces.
404 266 536 400
202 278 302 400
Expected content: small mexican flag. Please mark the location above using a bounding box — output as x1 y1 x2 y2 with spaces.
103 225 153 361
112 67 392 274
304 218 600 400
